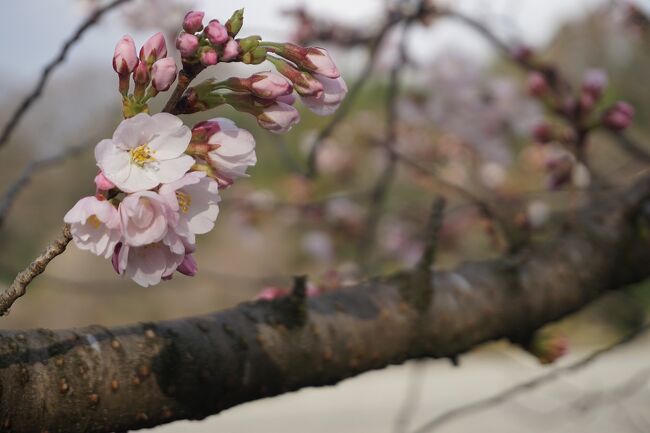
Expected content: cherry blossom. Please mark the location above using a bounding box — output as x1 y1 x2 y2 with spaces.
159 172 221 243
64 196 122 259
95 113 194 193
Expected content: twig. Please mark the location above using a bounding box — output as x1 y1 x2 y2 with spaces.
0 0 133 149
0 142 90 229
393 362 428 433
304 15 400 178
608 132 650 165
409 323 650 433
356 24 408 268
0 224 72 316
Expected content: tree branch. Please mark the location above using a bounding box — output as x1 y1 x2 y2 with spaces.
0 224 72 316
409 323 650 433
1 177 650 432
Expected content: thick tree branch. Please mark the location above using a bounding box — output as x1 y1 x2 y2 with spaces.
0 178 649 432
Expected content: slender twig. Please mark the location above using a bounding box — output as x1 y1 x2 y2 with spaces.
0 224 72 315
0 142 90 229
0 0 133 149
304 14 402 178
608 132 650 165
356 24 408 268
393 362 428 433
409 323 650 433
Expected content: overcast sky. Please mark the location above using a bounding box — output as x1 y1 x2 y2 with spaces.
2 0 649 102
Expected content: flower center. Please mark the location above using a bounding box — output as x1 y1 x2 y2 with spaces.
86 215 101 229
176 191 192 213
130 144 156 167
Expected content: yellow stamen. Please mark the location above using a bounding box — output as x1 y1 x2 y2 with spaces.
130 143 156 167
176 191 192 213
86 215 101 229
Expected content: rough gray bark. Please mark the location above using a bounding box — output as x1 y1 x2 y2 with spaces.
1 179 650 433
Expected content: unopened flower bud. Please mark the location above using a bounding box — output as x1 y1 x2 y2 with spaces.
176 32 200 58
140 32 167 64
582 68 608 99
133 60 149 84
177 254 198 276
224 72 293 99
200 48 218 66
237 35 261 53
241 47 267 65
527 71 548 97
512 45 533 63
268 43 340 79
255 286 289 300
221 38 241 61
183 10 204 33
113 35 138 75
277 93 296 105
532 123 552 144
205 20 228 45
602 101 635 131
528 332 569 365
226 8 244 37
152 57 177 91
267 55 324 97
95 172 115 191
257 101 301 133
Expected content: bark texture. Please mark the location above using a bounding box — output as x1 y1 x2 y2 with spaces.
1 180 650 433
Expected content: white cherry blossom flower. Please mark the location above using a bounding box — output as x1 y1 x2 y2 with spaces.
95 113 194 193
113 241 184 287
159 171 221 243
192 118 257 187
119 190 177 247
64 196 121 259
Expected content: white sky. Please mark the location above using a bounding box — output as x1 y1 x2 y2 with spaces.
2 0 649 100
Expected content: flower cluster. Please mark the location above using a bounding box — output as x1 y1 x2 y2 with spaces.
113 32 177 117
65 8 346 286
65 112 255 287
173 13 348 132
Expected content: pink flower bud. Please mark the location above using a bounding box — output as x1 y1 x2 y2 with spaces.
305 47 340 79
277 93 296 105
529 332 569 365
257 101 301 133
255 286 289 300
531 123 552 144
95 171 116 191
200 48 218 66
221 38 241 61
582 68 608 99
269 56 324 97
603 101 635 131
251 72 293 98
113 35 138 75
274 44 340 79
177 254 198 276
140 32 167 63
204 20 228 45
112 243 123 274
152 57 177 91
183 10 205 33
226 72 293 99
133 60 149 84
512 45 533 62
301 74 347 116
527 71 548 97
176 32 200 58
